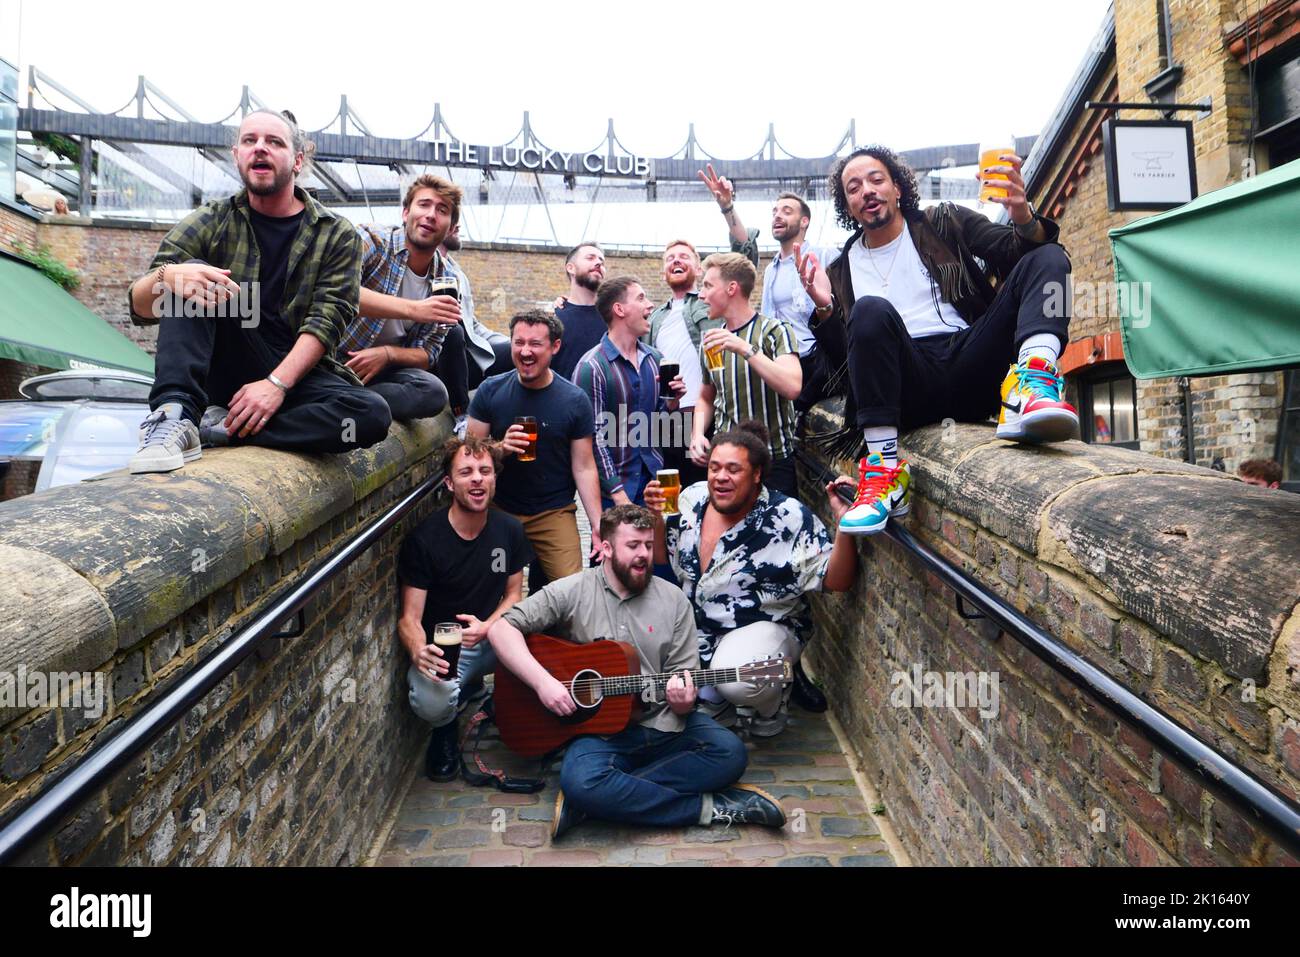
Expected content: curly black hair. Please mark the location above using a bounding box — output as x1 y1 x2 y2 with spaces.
828 145 921 233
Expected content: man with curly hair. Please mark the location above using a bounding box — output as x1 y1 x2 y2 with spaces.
792 145 1077 536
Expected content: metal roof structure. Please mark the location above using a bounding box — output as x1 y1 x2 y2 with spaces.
14 67 1035 245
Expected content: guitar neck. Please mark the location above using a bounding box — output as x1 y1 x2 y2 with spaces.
585 667 748 698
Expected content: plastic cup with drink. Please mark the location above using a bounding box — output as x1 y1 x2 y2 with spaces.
514 416 538 462
978 135 1017 206
656 468 681 516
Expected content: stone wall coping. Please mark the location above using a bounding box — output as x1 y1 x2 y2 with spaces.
0 417 447 686
805 399 1300 683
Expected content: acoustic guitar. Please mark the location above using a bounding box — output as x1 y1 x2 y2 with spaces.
493 634 792 757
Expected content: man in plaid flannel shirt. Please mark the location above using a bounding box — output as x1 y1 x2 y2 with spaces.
126 109 391 473
346 175 465 423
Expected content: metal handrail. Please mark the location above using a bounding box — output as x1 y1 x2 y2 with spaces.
0 468 444 865
796 445 1300 858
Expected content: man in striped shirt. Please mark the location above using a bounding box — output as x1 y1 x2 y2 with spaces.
573 277 686 507
690 253 803 497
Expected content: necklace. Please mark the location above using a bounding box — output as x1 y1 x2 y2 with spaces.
863 231 903 290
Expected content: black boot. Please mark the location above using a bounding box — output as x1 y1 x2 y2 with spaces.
708 785 786 828
424 721 460 782
790 662 828 713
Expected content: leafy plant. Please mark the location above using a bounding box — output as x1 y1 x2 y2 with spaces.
13 242 81 291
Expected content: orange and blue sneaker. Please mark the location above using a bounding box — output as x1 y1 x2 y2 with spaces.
995 356 1079 443
839 453 911 536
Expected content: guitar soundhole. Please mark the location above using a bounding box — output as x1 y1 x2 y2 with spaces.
568 668 604 711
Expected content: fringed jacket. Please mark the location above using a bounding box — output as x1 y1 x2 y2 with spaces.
807 202 1065 458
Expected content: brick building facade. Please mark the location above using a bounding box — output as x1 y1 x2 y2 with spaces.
1024 0 1300 487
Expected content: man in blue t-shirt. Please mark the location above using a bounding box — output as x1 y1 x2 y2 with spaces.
467 310 604 587
552 242 608 381
398 434 532 781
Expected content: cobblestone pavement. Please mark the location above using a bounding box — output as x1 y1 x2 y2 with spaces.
373 702 898 867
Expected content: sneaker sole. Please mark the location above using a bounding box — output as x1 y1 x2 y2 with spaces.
996 409 1079 443
129 446 201 474
839 500 909 537
731 784 787 826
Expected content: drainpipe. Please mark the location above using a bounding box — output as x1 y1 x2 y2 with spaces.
1179 376 1196 464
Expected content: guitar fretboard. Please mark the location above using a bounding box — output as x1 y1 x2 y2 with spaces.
575 667 750 698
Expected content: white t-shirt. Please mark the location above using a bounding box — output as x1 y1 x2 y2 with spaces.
374 263 427 346
656 298 703 409
847 228 968 339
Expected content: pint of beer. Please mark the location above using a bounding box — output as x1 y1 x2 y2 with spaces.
978 139 1015 205
704 342 725 372
514 416 538 462
657 468 681 516
429 274 460 301
432 622 463 676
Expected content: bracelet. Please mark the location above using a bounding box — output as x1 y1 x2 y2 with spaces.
155 263 168 291
266 373 289 392
720 205 734 215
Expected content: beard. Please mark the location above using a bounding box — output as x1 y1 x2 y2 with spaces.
708 485 756 515
860 202 895 232
405 221 445 251
610 554 651 594
243 164 294 197
575 271 602 293
665 270 695 292
443 232 462 252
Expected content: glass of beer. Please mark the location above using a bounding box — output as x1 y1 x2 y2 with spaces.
978 137 1016 205
514 416 538 462
432 622 463 678
429 274 460 302
704 342 725 372
656 468 681 516
658 361 679 393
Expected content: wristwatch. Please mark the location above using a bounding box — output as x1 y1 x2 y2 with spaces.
811 297 835 326
747 342 760 360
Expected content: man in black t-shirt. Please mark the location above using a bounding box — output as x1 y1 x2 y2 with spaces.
467 310 604 589
552 242 608 381
126 109 390 473
397 435 531 781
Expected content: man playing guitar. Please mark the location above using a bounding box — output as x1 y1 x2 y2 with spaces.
488 504 786 841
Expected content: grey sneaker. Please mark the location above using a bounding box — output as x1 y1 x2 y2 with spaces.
453 413 468 439
129 403 201 474
739 706 789 739
199 406 231 447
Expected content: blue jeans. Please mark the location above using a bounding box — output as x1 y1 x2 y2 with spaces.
407 639 497 729
600 462 655 510
559 711 747 827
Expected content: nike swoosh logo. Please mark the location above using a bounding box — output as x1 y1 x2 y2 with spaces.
1002 399 1023 413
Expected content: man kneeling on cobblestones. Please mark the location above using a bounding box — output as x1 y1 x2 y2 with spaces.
398 435 531 782
488 504 786 841
647 421 859 737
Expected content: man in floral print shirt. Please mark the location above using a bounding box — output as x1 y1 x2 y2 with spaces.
647 420 860 737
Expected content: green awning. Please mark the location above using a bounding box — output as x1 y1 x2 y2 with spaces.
0 253 154 375
1110 158 1300 379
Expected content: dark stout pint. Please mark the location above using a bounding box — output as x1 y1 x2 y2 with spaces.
432 622 463 676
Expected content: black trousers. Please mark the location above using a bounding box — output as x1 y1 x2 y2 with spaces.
846 244 1071 430
150 311 391 453
794 349 829 413
765 455 798 498
436 324 514 413
367 366 448 421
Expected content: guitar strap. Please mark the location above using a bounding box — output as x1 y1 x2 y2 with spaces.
458 700 548 794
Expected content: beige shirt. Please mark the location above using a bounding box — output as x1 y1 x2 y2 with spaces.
502 566 699 732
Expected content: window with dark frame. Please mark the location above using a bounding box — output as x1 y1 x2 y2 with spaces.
1277 370 1300 493
0 58 18 205
1080 368 1139 450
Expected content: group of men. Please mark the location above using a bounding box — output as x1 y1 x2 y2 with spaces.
123 106 1086 841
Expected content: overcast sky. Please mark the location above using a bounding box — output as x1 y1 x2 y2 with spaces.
6 0 1112 155
3 0 1114 248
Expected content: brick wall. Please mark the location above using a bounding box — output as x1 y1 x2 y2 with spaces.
0 418 450 865
0 202 40 253
1030 0 1287 470
802 405 1300 866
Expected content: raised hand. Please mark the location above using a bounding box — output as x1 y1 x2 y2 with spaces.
697 163 735 209
793 243 832 308
981 153 1033 224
